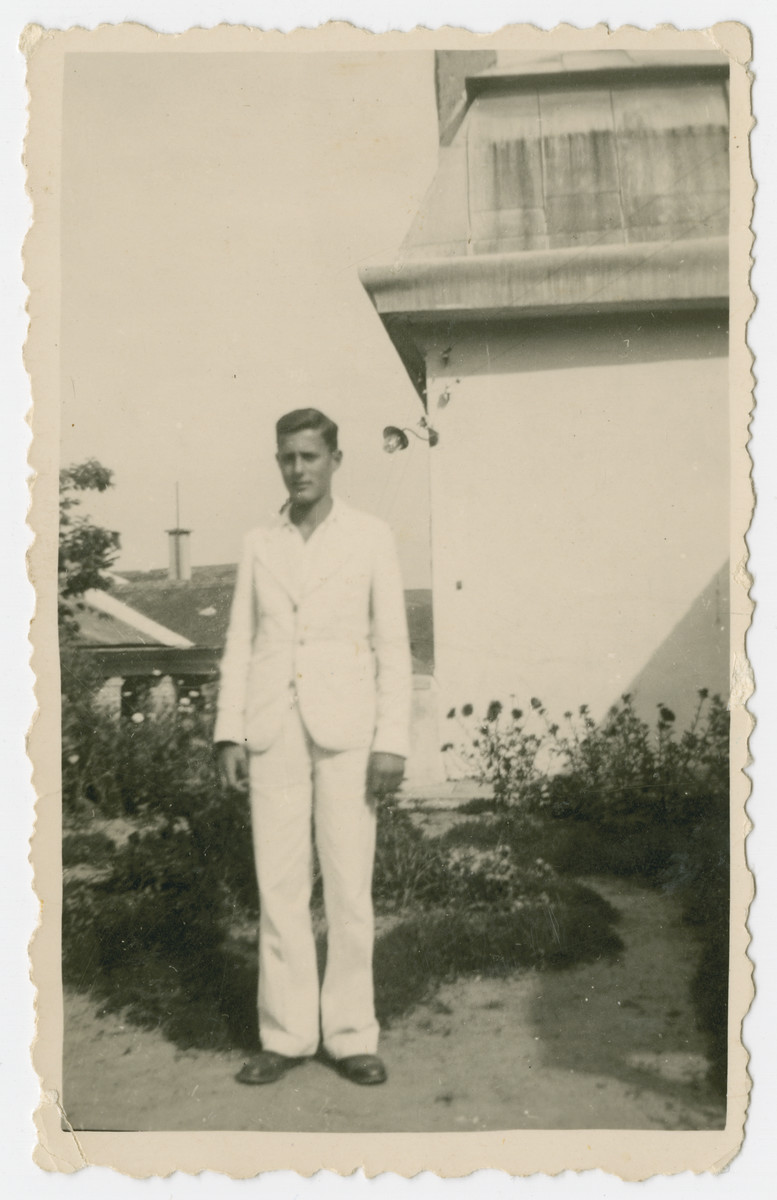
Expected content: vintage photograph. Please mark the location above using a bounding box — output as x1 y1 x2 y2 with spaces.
25 20 753 1178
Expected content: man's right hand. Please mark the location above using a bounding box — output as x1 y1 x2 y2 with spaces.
217 741 249 793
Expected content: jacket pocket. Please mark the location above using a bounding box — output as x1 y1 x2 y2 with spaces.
244 647 293 750
296 641 377 748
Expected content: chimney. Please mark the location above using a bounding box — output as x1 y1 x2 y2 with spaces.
166 482 191 582
167 528 192 583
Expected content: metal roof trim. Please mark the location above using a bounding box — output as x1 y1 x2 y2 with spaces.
360 236 728 319
465 52 729 98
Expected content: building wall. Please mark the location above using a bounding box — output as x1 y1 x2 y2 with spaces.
406 676 445 786
423 310 728 737
624 559 729 730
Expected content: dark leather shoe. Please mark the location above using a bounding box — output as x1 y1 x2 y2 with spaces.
236 1051 306 1085
334 1054 387 1086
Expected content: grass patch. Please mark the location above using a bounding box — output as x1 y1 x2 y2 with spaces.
375 885 622 1027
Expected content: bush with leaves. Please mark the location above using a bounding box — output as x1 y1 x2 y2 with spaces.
58 459 120 636
450 690 728 829
62 679 258 1028
372 802 454 912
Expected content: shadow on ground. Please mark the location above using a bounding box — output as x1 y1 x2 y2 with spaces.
68 877 622 1058
523 878 726 1127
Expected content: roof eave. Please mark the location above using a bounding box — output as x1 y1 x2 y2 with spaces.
465 57 729 99
360 237 728 402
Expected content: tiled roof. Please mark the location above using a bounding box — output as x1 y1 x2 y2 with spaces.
74 604 160 646
113 565 237 648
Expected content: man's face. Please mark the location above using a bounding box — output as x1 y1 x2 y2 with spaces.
276 428 342 507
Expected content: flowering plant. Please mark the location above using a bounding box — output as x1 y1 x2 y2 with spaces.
447 690 728 826
445 843 556 913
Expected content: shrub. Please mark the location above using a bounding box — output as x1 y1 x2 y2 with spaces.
450 691 727 824
372 803 452 911
444 843 555 914
61 673 259 1047
62 828 117 868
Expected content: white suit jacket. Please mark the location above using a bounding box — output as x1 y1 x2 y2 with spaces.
214 499 412 757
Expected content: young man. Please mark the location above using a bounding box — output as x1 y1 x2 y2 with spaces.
215 408 412 1086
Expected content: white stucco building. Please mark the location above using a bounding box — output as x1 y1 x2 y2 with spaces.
361 50 730 776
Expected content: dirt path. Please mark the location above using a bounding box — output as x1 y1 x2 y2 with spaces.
62 877 725 1132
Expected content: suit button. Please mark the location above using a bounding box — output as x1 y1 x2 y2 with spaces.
298 637 305 646
292 603 298 612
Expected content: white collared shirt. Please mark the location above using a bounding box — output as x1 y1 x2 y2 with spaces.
276 497 341 601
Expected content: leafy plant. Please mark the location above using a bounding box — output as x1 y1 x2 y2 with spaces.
449 691 728 831
372 803 454 911
58 459 120 635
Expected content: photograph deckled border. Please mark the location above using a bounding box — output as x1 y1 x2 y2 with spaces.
25 19 754 1178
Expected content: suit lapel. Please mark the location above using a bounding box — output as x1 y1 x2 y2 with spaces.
253 523 301 605
299 501 359 600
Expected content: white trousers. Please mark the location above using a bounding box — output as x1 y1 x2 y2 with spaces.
248 701 379 1059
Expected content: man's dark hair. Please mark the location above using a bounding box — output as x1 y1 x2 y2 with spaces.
276 408 339 452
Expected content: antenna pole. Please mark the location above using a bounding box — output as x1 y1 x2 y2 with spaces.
175 482 180 529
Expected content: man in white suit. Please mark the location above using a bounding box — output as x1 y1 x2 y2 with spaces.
216 408 412 1086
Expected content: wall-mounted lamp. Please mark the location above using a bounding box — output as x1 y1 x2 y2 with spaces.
382 419 439 453
382 426 410 453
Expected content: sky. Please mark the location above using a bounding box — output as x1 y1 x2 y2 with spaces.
59 50 439 585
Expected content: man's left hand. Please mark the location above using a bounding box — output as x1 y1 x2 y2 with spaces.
367 752 405 801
